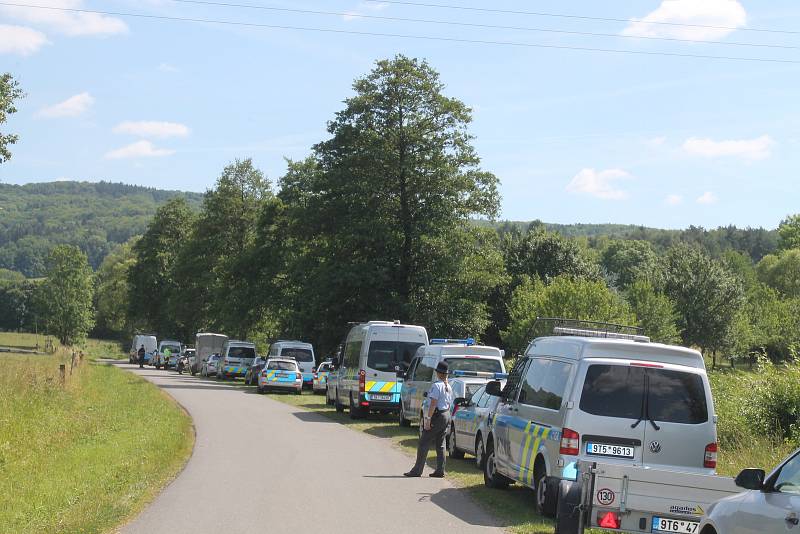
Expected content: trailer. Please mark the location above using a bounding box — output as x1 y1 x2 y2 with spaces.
555 461 742 534
193 333 228 375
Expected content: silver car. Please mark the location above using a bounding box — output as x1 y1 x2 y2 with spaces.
201 354 220 377
447 382 504 470
699 447 800 534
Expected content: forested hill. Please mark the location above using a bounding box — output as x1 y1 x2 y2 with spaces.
477 219 779 261
0 181 203 277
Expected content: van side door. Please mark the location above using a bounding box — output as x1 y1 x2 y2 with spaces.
491 358 529 475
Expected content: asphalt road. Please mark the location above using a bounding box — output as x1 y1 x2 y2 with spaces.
117 363 503 534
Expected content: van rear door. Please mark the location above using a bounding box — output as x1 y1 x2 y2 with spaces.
641 367 715 472
574 362 647 466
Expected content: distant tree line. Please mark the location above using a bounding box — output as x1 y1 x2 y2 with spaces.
3 58 799 364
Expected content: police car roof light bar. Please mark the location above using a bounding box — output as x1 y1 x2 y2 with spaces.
450 370 508 379
430 338 476 346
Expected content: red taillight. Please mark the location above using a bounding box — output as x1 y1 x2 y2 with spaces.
358 369 366 394
630 362 663 368
598 511 621 529
704 442 718 468
560 428 580 456
452 405 460 416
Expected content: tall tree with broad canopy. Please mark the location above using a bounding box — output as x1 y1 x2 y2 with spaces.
128 198 195 337
275 56 502 350
94 238 138 338
36 245 95 345
0 73 24 165
662 244 744 367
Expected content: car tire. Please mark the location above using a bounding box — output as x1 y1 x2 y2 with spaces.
399 409 411 427
447 424 465 459
349 394 364 419
475 435 485 470
335 391 345 413
257 386 264 394
535 467 559 518
483 440 510 489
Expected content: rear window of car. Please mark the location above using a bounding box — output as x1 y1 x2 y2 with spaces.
445 357 502 374
268 361 297 371
281 348 313 362
579 364 708 424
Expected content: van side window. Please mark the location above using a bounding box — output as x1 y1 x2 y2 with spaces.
344 340 362 368
406 357 420 379
519 359 572 410
415 360 435 383
502 358 528 399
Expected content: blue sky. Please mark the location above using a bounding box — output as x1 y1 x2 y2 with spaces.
1 0 799 229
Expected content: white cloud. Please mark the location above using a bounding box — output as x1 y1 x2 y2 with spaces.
682 135 773 161
343 1 388 21
0 0 127 36
0 24 49 55
696 191 718 204
623 0 747 40
113 121 191 139
105 140 175 160
158 62 179 73
566 168 632 200
36 92 94 118
664 194 683 206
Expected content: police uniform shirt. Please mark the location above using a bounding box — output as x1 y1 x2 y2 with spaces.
427 380 453 413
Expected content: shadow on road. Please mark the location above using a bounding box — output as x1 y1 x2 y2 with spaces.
292 411 338 423
159 383 242 391
425 488 502 528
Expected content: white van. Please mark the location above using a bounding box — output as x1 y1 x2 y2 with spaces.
193 333 228 375
268 341 316 389
129 334 157 364
217 340 257 380
399 339 505 427
332 321 428 419
482 324 718 518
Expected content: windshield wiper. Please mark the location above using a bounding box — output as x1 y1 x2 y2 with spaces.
630 375 647 429
644 373 661 431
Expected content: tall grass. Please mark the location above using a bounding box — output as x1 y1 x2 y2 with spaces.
0 342 193 534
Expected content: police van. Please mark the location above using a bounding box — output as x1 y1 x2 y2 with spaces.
216 340 257 380
332 321 428 419
398 338 505 427
481 320 718 518
268 341 316 388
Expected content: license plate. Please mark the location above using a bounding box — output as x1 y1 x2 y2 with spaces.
371 394 392 401
586 442 634 458
652 517 699 533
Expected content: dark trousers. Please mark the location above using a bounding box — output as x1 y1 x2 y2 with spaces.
410 411 451 474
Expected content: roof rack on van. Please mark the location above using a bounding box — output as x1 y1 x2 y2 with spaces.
534 317 650 343
430 338 476 346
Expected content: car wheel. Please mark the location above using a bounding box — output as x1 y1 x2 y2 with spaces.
349 394 364 419
334 390 345 413
475 435 485 470
534 466 559 518
447 424 464 459
257 386 264 394
399 409 411 427
483 440 510 489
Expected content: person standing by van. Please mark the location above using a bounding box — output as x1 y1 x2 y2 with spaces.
405 361 453 478
137 345 145 368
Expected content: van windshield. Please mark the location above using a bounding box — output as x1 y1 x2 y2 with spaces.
268 361 297 371
281 348 313 362
579 364 708 424
367 341 424 372
227 347 256 359
445 357 502 374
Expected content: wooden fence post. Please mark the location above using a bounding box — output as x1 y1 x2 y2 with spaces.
59 364 66 384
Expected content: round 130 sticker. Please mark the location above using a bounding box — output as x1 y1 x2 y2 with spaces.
596 488 615 506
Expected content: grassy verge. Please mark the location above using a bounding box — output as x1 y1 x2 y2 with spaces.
0 335 193 534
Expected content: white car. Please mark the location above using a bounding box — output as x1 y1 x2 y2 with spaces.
699 447 800 534
201 354 220 377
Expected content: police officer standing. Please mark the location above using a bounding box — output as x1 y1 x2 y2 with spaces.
404 361 453 478
137 344 145 369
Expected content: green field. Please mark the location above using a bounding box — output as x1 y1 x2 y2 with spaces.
0 334 193 534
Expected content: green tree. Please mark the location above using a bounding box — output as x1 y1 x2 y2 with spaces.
601 239 660 288
171 159 272 339
128 198 195 337
273 56 501 350
625 279 680 344
0 73 24 165
502 276 635 355
36 245 95 345
662 244 745 366
94 239 137 338
756 249 800 298
778 214 800 250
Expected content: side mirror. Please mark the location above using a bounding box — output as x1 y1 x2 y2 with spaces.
454 397 468 407
396 370 406 379
485 380 503 397
735 468 765 490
